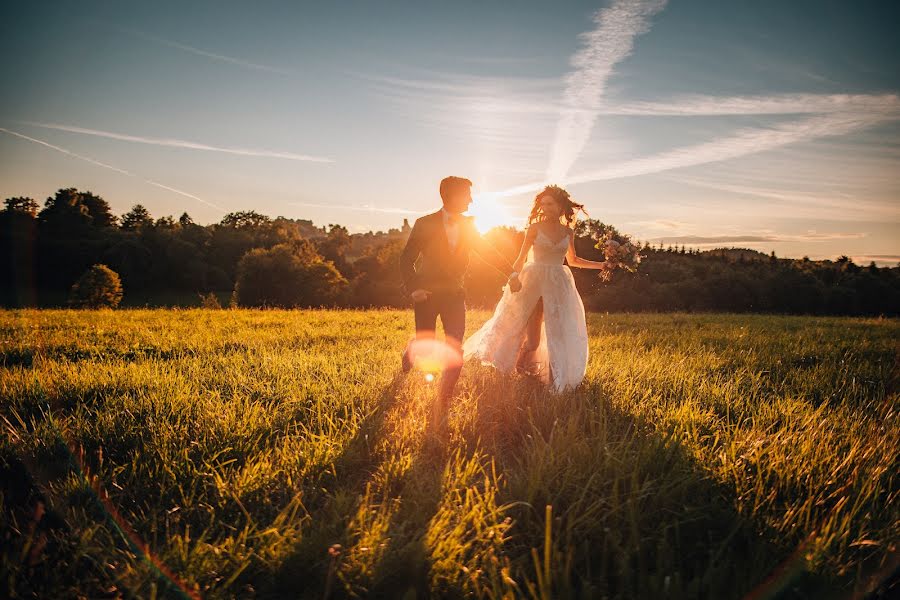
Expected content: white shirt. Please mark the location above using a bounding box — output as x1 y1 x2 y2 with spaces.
441 207 461 251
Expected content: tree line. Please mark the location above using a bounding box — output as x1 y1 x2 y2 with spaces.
1 188 898 315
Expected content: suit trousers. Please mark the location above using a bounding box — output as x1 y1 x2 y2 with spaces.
410 291 465 401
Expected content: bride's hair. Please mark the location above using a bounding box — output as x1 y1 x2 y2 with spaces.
527 185 586 227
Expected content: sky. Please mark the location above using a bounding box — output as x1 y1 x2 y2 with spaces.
1 0 898 264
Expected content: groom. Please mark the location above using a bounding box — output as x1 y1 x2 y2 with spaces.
399 176 512 416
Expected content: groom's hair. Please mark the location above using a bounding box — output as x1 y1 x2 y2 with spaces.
439 176 472 205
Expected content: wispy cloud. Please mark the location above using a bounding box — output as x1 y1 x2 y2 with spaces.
626 219 691 230
369 69 900 119
496 109 898 197
0 127 225 211
649 231 867 244
287 201 420 216
594 93 900 116
124 28 291 75
24 122 334 163
850 254 900 266
360 70 559 158
546 0 668 181
668 175 900 221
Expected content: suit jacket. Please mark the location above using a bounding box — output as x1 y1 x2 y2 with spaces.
399 210 481 298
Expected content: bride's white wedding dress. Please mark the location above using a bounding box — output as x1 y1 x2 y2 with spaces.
463 228 589 392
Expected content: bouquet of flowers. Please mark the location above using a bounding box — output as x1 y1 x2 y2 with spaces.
597 237 642 281
585 222 642 282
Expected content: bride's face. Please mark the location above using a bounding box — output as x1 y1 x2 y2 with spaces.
538 195 561 220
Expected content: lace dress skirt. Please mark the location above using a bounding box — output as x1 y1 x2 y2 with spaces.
463 258 589 392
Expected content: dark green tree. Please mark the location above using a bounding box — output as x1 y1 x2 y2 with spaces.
79 191 117 227
68 263 123 308
220 210 271 229
121 205 154 231
233 241 347 307
4 197 39 217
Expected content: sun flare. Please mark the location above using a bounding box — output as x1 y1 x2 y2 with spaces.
468 194 518 234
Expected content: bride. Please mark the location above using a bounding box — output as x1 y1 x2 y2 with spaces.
463 185 608 392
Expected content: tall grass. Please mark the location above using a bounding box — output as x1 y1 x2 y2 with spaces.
1 309 897 598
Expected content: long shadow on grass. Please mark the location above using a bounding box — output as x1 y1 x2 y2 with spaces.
269 364 853 599
463 371 847 599
268 371 451 598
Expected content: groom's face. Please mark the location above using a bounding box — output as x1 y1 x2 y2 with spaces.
445 186 472 214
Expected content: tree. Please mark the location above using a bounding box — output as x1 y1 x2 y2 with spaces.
233 241 348 307
317 224 352 274
68 264 123 308
178 212 194 227
155 215 177 229
101 239 153 290
349 238 407 307
574 219 621 241
220 210 271 229
121 205 154 231
38 188 93 231
4 197 39 217
79 191 117 227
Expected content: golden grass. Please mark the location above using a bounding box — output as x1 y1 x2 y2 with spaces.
1 309 897 598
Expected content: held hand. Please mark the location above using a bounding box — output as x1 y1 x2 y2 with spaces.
410 289 432 303
508 275 522 293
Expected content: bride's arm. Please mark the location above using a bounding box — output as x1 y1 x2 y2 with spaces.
566 229 608 269
506 225 537 291
510 225 537 273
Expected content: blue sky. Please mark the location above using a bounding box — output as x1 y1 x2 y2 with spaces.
1 0 898 263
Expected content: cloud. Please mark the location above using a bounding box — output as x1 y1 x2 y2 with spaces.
287 201 420 216
495 109 898 197
0 127 224 211
667 176 900 221
546 0 668 181
854 254 900 260
648 231 867 244
360 70 559 156
850 254 900 266
626 219 690 230
124 28 291 75
363 67 899 176
593 93 900 116
24 122 334 163
369 69 900 119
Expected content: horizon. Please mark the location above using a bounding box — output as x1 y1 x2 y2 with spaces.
2 1 898 266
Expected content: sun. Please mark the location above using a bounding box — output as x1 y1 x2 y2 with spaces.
468 193 517 234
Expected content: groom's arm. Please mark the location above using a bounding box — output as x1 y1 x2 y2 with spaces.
399 217 426 296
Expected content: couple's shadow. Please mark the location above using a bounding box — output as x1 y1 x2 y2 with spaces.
269 370 456 598
268 364 814 599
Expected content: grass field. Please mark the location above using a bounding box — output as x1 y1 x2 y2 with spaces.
1 309 897 599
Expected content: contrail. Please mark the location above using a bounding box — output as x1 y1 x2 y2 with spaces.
25 122 333 163
0 127 134 177
0 127 225 211
546 0 668 181
125 28 291 75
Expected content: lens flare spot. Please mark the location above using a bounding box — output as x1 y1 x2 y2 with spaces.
406 337 463 375
424 373 435 383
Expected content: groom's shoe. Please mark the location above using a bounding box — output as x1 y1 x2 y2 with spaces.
401 349 412 374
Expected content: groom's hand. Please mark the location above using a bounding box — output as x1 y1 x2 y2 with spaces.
411 289 432 303
508 275 522 293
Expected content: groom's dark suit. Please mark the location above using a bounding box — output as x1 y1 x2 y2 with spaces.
399 209 483 402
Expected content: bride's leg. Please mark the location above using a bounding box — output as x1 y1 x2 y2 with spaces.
515 296 543 373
